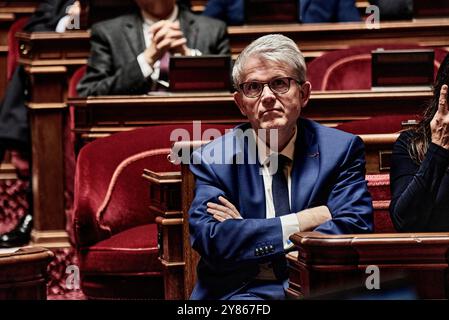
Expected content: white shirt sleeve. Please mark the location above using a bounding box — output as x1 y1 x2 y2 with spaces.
280 213 300 251
137 52 154 78
55 15 70 33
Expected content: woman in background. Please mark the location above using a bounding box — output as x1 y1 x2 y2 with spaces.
390 53 449 232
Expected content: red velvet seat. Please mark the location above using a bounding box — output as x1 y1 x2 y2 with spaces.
73 123 232 299
307 45 449 91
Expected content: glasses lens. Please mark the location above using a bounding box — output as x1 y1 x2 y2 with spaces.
242 82 263 97
269 78 290 94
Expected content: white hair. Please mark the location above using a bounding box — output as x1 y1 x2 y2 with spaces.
232 34 307 88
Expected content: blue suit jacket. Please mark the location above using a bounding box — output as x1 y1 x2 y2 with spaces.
203 0 361 25
188 119 373 300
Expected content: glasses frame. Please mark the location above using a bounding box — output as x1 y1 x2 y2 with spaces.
238 77 304 98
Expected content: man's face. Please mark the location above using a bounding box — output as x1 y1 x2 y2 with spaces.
234 56 311 135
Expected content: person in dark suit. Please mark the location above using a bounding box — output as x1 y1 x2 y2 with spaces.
203 0 360 26
390 53 449 232
0 0 79 248
77 0 230 97
369 0 413 20
187 34 373 300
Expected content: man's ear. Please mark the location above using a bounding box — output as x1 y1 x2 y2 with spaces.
234 91 247 116
300 81 312 109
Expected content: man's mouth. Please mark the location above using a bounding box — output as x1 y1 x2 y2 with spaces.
261 108 283 116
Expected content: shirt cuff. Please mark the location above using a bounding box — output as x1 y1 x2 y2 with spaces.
190 48 202 56
280 213 300 251
55 15 70 33
137 52 154 78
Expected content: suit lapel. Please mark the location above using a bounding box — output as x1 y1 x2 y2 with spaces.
291 119 320 212
234 124 266 219
178 7 199 50
122 13 146 57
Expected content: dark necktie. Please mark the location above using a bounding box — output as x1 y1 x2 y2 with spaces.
272 154 291 217
271 154 291 280
159 52 170 83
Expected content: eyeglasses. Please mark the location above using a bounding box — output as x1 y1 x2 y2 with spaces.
238 77 303 98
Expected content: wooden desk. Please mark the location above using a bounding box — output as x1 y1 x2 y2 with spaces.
228 18 449 60
0 246 54 300
71 90 430 146
16 31 90 248
287 232 449 299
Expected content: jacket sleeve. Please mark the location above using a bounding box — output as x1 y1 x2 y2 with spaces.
188 151 285 267
76 24 151 97
314 135 373 234
389 132 449 231
204 18 230 55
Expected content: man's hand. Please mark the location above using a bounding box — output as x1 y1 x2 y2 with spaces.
431 84 449 149
143 20 189 66
296 206 332 231
167 21 190 56
68 1 81 17
207 196 242 222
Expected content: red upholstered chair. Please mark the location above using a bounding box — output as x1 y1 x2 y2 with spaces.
68 65 86 98
65 65 86 243
73 123 232 299
307 45 449 91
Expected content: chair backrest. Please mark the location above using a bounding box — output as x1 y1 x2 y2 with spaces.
73 123 233 247
307 45 449 91
65 64 87 244
7 17 29 82
68 65 86 98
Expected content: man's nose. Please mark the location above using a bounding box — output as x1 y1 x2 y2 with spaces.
261 84 276 104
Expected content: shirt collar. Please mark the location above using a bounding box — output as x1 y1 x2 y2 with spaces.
255 126 297 166
141 4 179 26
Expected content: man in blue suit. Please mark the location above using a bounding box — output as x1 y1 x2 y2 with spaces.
188 34 373 300
203 0 360 25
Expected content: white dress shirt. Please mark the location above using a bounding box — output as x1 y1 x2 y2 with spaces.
254 127 300 280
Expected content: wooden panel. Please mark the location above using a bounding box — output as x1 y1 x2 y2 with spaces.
287 232 449 299
16 31 90 248
143 169 184 300
228 18 449 60
71 90 431 148
0 247 54 300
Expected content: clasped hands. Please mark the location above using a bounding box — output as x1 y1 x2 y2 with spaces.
207 196 332 231
144 20 190 66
